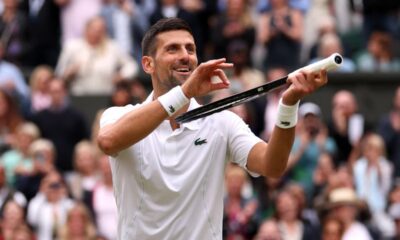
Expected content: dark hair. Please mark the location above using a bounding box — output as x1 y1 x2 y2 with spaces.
141 18 193 56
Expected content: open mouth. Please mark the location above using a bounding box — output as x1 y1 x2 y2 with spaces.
174 67 191 73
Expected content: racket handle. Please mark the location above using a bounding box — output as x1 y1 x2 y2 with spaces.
301 53 343 73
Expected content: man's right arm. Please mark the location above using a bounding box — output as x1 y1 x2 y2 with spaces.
97 100 169 156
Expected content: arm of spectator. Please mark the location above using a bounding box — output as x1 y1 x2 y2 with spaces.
27 193 46 227
53 0 69 6
274 9 303 42
55 41 79 83
116 49 139 82
257 13 273 44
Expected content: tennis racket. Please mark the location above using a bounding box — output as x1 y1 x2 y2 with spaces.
175 53 343 123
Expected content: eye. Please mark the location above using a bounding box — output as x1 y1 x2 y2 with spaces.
166 45 178 53
186 45 196 54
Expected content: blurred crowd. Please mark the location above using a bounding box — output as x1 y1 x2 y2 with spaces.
0 0 399 239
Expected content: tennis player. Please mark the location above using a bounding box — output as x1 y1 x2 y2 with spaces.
97 17 327 239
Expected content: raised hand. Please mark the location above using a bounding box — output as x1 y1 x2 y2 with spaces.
181 58 233 98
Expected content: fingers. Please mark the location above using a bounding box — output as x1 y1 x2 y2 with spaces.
210 69 230 91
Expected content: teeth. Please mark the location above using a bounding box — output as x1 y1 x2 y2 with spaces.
176 68 189 72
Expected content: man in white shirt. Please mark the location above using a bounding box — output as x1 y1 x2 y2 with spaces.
97 17 328 239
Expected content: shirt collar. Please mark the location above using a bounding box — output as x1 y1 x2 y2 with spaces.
144 91 202 131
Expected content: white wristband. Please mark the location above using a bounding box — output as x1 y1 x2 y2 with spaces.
276 98 300 129
158 86 190 116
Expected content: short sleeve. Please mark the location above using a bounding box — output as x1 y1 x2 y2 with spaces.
226 112 263 177
99 104 137 128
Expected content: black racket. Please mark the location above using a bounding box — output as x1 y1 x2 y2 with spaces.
175 53 343 123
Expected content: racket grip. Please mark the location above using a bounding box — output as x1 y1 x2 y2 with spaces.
301 53 343 73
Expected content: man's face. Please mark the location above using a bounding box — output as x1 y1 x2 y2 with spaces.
148 30 198 90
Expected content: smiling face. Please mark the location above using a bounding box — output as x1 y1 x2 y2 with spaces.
143 30 198 94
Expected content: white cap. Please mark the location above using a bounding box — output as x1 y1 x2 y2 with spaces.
299 102 322 118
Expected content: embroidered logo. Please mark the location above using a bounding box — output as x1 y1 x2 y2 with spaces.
168 105 175 113
194 138 207 146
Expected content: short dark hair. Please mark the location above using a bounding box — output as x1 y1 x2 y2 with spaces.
141 18 193 56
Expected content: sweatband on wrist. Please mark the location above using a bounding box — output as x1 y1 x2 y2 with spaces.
158 86 190 116
275 98 300 129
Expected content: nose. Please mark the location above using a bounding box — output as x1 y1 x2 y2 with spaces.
178 47 190 63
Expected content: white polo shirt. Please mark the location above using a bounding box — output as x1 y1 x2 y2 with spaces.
100 94 263 240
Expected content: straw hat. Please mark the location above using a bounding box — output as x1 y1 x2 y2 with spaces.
326 187 363 209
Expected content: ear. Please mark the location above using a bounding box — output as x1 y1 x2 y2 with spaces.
142 56 154 74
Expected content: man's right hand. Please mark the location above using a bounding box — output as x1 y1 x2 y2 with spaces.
181 58 233 98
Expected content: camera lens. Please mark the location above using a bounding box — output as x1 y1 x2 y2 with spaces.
334 55 342 64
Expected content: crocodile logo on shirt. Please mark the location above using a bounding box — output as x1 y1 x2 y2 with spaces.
194 138 207 146
168 105 175 113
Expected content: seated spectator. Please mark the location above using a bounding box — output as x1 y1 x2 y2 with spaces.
28 65 53 114
274 189 319 239
353 133 392 214
253 218 282 240
312 152 336 200
377 86 400 179
92 154 117 240
355 30 400 72
0 165 26 212
15 138 56 201
324 187 373 240
1 122 40 187
0 200 28 240
57 202 97 240
27 170 74 240
308 33 356 73
223 164 259 239
321 216 345 240
55 16 138 96
0 89 23 155
0 43 29 105
66 140 100 211
287 102 337 200
388 203 400 240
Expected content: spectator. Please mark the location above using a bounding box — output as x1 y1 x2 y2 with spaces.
308 33 356 73
15 138 56 201
353 133 392 214
211 0 256 61
223 164 259 239
312 152 336 200
324 187 373 240
257 0 303 71
262 66 288 140
19 0 61 68
0 42 30 104
30 79 89 174
150 0 206 61
274 189 319 239
355 30 400 72
56 0 102 44
0 0 29 67
328 90 365 166
109 81 133 107
27 170 74 240
1 122 40 187
377 86 400 179
287 102 337 199
0 200 28 240
28 65 53 114
388 203 400 240
92 154 117 240
10 224 35 240
0 165 27 212
321 216 345 240
101 0 148 61
57 202 97 240
253 218 282 240
66 140 100 211
0 89 23 155
353 133 395 237
55 16 138 96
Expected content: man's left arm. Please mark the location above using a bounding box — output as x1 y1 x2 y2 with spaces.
246 69 328 178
